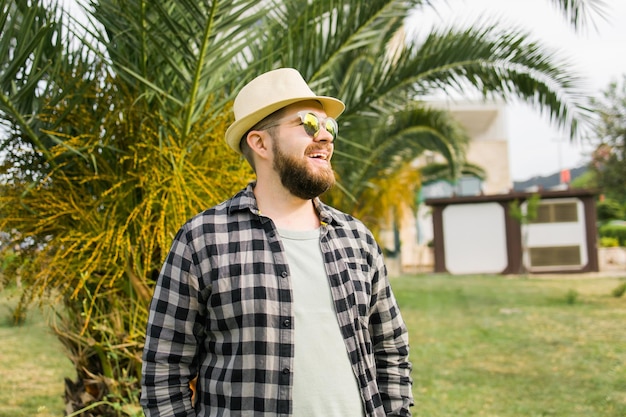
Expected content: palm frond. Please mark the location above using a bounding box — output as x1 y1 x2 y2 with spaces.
394 23 593 139
549 0 610 30
328 104 469 212
79 0 268 139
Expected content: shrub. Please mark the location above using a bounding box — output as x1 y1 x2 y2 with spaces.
599 223 626 246
600 236 620 247
565 289 579 305
597 199 625 222
612 282 626 298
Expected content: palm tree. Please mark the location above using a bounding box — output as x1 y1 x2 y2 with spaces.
247 0 598 245
0 0 603 413
2 1 264 414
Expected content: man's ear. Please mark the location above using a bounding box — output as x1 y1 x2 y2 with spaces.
246 130 270 159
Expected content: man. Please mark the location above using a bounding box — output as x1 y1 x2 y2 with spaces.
141 68 413 416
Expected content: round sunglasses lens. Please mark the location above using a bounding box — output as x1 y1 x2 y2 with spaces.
302 113 320 137
325 119 338 139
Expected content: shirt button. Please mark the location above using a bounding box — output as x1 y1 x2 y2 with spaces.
282 319 291 328
282 368 290 375
281 271 288 278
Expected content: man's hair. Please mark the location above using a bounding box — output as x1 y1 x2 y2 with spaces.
239 107 286 171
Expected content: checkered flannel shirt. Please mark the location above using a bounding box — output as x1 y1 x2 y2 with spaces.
141 182 413 416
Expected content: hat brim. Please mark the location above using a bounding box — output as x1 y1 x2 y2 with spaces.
225 96 345 154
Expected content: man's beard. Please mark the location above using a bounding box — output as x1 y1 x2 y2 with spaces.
272 140 335 200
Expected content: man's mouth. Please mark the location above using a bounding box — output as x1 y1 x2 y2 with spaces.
308 152 329 160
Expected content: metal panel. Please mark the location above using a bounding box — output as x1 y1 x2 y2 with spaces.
529 245 581 267
532 202 578 224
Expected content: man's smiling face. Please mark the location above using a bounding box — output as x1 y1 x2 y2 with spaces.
270 101 336 200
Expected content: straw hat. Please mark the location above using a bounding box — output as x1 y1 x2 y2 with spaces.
225 68 345 154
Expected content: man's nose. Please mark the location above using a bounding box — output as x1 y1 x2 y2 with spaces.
315 125 334 142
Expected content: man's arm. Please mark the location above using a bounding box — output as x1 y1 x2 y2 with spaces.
369 255 414 416
141 227 203 417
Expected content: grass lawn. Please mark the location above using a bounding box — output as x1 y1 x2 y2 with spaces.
1 273 625 416
392 273 626 417
0 287 75 417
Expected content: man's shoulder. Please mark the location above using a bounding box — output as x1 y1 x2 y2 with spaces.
182 188 253 232
322 203 355 223
322 203 372 235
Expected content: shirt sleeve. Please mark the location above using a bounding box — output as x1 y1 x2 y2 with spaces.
140 225 205 417
369 250 414 416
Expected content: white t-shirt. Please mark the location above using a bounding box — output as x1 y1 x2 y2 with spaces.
278 228 365 417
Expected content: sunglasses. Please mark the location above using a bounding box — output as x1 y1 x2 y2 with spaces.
262 111 338 141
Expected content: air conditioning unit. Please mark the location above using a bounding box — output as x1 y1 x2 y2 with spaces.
522 198 588 272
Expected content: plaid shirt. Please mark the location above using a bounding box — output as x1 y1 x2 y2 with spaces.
141 183 413 416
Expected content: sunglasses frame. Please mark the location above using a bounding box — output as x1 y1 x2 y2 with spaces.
259 111 338 141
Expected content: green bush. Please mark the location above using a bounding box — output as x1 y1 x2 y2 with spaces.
599 223 626 246
597 199 625 222
564 289 579 305
599 236 620 247
612 282 626 298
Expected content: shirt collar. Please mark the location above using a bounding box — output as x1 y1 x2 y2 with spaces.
227 181 342 227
